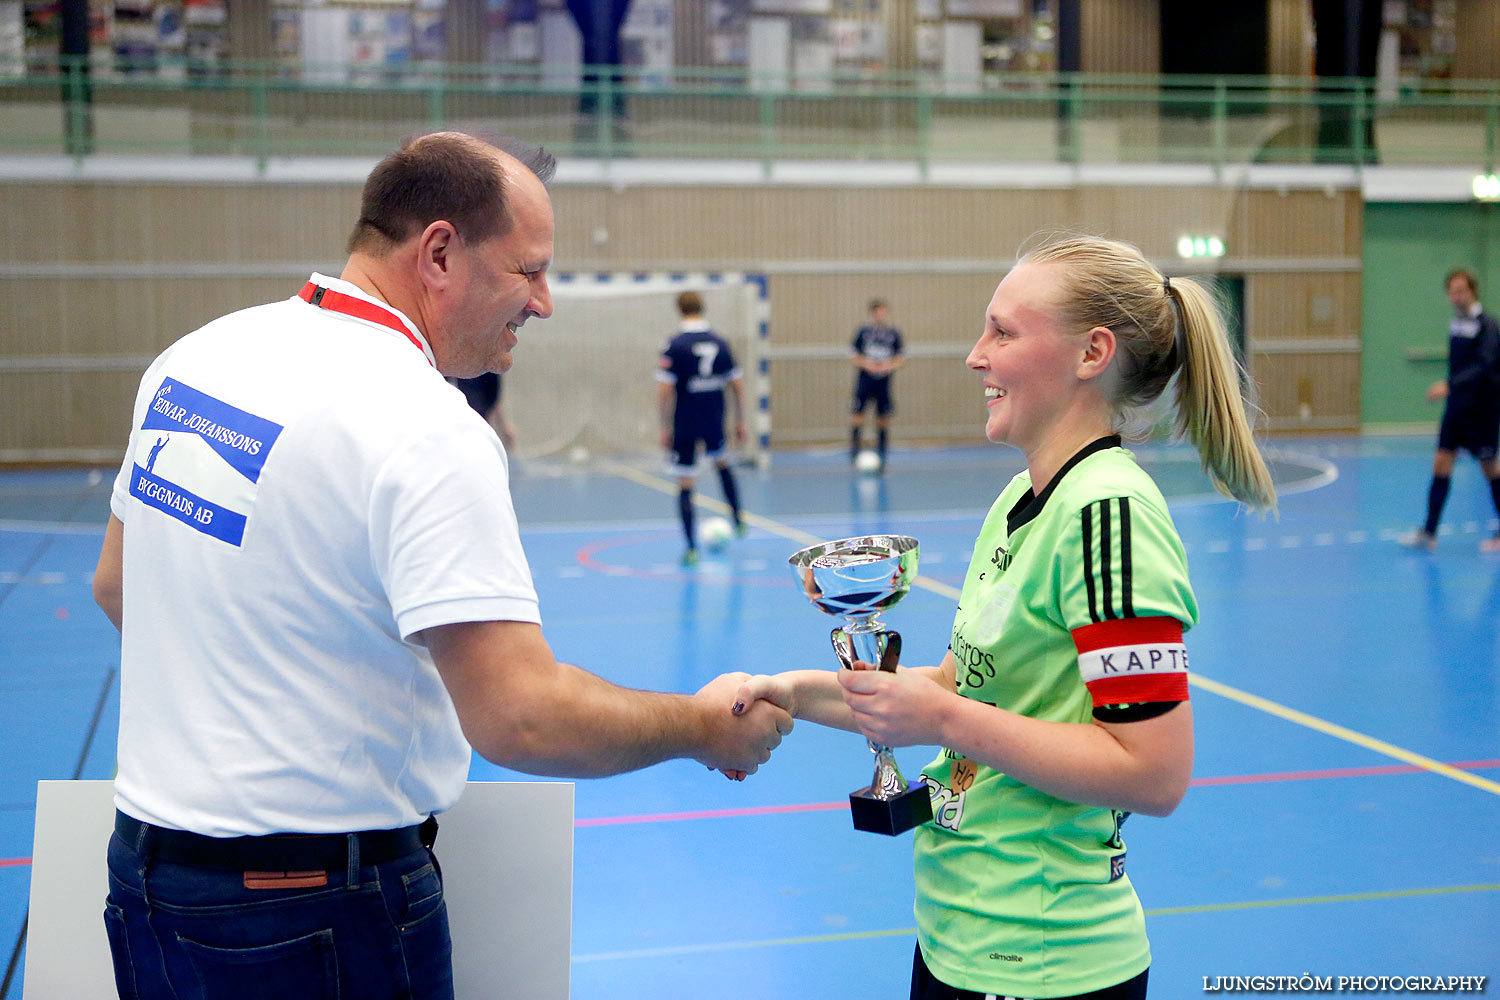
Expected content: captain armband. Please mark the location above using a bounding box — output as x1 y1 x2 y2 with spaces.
1071 616 1190 720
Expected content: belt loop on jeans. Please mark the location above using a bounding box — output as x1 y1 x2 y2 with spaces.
131 816 151 856
345 832 359 886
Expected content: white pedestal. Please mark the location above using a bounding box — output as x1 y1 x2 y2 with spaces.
23 780 574 999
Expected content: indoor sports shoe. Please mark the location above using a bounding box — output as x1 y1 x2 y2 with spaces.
681 548 700 566
1397 529 1437 551
735 520 749 538
1480 535 1500 553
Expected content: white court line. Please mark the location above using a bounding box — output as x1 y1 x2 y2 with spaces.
0 519 107 536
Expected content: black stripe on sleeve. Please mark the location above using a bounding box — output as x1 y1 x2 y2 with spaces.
1118 497 1134 618
1082 503 1099 623
1093 700 1181 723
1097 500 1115 620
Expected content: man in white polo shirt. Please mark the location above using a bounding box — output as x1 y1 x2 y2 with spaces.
91 131 791 1000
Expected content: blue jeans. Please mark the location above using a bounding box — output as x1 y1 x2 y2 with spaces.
104 829 454 1000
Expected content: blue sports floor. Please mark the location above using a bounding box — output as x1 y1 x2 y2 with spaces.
2 434 1498 998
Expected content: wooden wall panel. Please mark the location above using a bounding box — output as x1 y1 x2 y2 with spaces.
553 184 1287 274
0 371 142 456
0 178 1366 456
763 273 996 349
673 0 708 68
1267 0 1313 78
1244 270 1362 431
2 184 357 265
1080 0 1159 75
1240 189 1360 259
1246 273 1361 343
6 278 301 357
768 356 980 444
1453 0 1500 81
1072 186 1242 261
1247 352 1361 430
884 0 918 72
551 185 1082 267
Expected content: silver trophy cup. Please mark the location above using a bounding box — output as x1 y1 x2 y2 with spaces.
788 535 933 836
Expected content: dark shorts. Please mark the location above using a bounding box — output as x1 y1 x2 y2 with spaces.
452 372 500 416
1437 403 1500 460
852 374 894 417
910 942 1148 1000
669 419 727 475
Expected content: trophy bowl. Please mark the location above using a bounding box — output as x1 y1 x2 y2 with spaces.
789 534 919 621
788 535 932 836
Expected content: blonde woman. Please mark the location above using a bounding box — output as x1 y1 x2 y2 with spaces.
737 235 1275 999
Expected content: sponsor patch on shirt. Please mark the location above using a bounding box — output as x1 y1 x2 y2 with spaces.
129 377 284 546
1071 616 1190 706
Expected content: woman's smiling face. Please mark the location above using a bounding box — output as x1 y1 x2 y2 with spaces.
966 262 1094 453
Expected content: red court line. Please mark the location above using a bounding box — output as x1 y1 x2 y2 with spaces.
1188 758 1500 787
574 533 795 587
573 758 1500 828
0 857 30 868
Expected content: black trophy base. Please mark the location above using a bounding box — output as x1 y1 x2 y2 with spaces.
849 783 933 836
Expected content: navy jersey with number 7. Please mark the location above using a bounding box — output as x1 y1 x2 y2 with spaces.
656 321 741 431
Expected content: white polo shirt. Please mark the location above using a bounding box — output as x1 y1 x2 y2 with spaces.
110 273 540 837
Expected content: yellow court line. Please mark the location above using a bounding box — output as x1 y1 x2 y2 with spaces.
571 883 1500 961
600 459 824 547
1188 673 1500 797
599 460 1500 799
1145 882 1500 918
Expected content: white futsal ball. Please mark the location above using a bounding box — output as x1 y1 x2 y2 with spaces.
698 516 734 552
854 450 883 473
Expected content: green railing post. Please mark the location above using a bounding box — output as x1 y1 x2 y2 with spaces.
1065 76 1082 166
914 90 932 180
428 72 445 130
597 72 613 162
1486 90 1498 175
16 60 1500 172
1353 80 1367 167
1212 78 1227 179
759 87 775 179
251 67 270 173
62 55 91 160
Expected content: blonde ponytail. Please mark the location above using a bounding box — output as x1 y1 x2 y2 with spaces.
1167 278 1276 511
1022 235 1276 512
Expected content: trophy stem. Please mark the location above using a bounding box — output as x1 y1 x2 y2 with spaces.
842 617 888 657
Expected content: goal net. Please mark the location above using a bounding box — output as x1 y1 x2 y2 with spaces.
502 273 767 464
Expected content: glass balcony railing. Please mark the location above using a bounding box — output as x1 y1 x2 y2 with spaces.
2 56 1497 174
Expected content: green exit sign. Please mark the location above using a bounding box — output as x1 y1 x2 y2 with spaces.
1176 235 1225 259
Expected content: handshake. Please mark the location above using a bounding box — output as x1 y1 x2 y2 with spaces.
693 671 793 782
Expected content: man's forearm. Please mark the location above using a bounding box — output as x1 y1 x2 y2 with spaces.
486 661 712 777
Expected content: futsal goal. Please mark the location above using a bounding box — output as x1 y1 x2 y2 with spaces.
504 272 769 465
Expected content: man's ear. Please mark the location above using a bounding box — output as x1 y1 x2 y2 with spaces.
417 220 457 288
1078 325 1117 380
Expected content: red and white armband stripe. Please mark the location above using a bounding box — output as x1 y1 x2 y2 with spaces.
1071 616 1190 707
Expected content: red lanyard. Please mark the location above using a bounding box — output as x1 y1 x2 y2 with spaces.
299 281 434 368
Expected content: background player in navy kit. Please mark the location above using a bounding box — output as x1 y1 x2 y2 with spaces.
449 371 517 450
850 298 905 468
1399 268 1500 552
657 291 747 564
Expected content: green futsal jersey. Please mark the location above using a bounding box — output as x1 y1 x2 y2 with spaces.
914 437 1196 998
